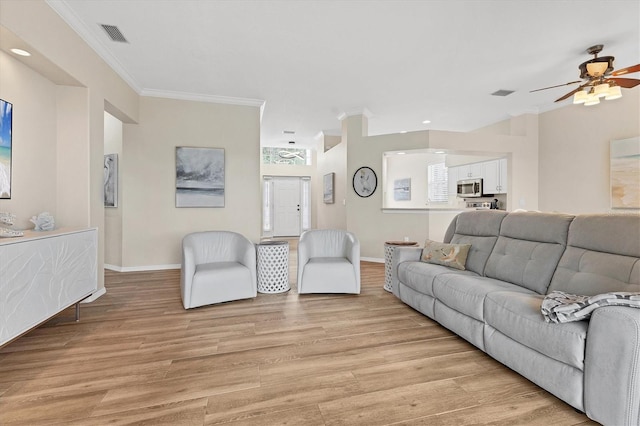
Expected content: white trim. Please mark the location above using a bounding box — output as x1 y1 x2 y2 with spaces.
141 89 265 108
82 287 106 303
361 257 384 263
337 107 374 121
104 263 181 272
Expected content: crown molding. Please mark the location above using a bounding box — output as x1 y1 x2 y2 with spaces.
46 0 141 93
141 88 265 109
337 107 373 121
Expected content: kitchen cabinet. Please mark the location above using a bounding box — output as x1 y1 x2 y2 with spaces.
456 163 483 179
482 158 507 194
447 166 458 197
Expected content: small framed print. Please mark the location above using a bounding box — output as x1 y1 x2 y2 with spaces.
353 166 377 198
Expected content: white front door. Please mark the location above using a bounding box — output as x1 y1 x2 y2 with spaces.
273 177 301 236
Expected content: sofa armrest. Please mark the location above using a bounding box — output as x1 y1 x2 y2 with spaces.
584 306 640 426
391 247 423 298
181 243 195 309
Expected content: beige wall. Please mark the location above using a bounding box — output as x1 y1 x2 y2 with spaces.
0 51 58 229
1 0 139 292
121 97 261 268
539 87 640 214
104 112 123 267
316 133 348 229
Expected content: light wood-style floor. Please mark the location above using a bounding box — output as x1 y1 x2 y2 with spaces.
0 248 595 425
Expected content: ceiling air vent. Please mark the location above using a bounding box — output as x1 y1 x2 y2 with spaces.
491 89 515 97
100 24 128 43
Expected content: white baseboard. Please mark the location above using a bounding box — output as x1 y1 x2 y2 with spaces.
104 264 181 272
361 257 384 263
82 287 106 303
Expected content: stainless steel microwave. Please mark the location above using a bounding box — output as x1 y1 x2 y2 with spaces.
457 178 483 198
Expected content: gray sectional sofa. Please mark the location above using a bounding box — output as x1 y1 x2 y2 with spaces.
391 210 640 426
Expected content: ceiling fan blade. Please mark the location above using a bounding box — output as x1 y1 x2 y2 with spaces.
608 77 640 88
612 64 640 76
555 83 589 102
530 80 582 93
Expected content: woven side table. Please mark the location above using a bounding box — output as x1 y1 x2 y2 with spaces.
384 241 418 292
256 241 290 294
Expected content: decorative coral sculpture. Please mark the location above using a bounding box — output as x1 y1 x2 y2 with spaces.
30 212 55 231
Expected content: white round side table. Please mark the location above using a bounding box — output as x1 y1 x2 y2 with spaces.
256 241 290 294
384 241 418 292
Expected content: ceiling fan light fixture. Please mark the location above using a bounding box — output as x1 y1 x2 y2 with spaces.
586 61 609 77
605 85 622 100
573 90 589 104
584 94 601 106
594 83 610 98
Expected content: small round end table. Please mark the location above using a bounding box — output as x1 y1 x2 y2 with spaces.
257 241 290 294
384 241 418 292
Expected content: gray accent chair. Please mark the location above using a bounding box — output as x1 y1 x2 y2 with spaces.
297 229 360 294
391 211 640 426
181 231 257 309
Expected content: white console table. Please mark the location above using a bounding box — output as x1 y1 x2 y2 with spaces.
0 228 98 347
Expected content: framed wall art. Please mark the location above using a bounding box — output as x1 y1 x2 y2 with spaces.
176 147 225 208
103 153 118 207
0 99 12 199
323 172 335 204
610 137 640 209
394 178 411 201
353 166 377 198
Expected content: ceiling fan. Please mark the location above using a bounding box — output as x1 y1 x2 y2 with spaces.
531 44 640 105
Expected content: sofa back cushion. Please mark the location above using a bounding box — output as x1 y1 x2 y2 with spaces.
548 214 640 296
444 210 508 275
484 212 575 294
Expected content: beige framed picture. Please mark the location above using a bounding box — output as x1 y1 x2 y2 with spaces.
610 137 640 209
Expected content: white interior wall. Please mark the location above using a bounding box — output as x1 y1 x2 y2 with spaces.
104 111 122 267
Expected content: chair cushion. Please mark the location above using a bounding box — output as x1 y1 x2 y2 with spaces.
300 257 358 293
432 274 533 322
485 291 588 370
191 261 254 307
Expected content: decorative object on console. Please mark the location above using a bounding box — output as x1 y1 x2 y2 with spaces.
0 212 16 226
175 147 225 208
610 136 640 209
421 239 471 271
323 172 334 204
0 98 12 199
393 178 411 201
0 227 23 238
103 153 118 207
30 212 55 231
530 44 640 106
353 166 377 198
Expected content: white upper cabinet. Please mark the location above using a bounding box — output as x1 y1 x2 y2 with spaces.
482 158 507 194
456 163 483 179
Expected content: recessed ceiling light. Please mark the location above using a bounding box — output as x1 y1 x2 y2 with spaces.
10 48 31 57
400 130 407 134
397 152 406 155
435 151 445 154
422 120 431 124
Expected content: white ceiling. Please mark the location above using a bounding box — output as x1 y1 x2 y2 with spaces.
46 0 639 148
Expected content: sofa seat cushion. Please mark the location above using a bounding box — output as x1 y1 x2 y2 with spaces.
485 291 588 370
433 274 534 322
399 261 477 298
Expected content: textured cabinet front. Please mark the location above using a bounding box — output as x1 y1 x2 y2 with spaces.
0 229 97 346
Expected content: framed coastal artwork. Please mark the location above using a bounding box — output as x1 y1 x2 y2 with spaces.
394 178 411 201
176 147 225 207
323 172 334 204
0 99 12 199
103 154 118 207
610 137 640 209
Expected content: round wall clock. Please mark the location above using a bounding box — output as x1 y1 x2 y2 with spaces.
353 166 377 198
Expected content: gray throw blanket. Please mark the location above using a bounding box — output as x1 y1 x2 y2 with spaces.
541 290 640 323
